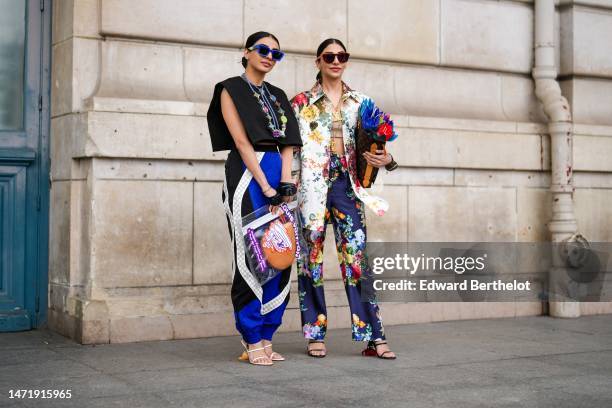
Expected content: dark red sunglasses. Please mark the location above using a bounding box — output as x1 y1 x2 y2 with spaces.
318 52 350 64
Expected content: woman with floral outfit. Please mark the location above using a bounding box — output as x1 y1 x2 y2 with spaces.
291 39 398 359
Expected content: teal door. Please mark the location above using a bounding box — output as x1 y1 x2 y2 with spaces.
0 0 50 331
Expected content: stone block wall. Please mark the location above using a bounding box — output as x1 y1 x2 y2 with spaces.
49 0 612 343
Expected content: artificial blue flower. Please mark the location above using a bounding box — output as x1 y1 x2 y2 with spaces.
359 98 382 131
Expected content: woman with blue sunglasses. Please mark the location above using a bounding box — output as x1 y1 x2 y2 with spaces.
207 32 302 366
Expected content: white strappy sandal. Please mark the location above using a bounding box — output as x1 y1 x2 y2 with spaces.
239 340 273 366
263 343 285 361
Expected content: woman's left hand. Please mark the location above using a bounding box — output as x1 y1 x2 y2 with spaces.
278 179 297 203
363 150 392 168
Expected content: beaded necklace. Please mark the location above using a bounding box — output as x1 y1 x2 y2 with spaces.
241 73 288 138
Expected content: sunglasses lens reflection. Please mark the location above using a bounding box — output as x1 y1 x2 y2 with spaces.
255 44 271 57
271 50 284 61
322 54 335 63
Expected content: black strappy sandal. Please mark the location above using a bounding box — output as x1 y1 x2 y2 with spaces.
362 340 396 359
306 340 326 358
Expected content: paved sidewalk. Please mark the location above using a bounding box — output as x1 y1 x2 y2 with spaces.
1 315 612 408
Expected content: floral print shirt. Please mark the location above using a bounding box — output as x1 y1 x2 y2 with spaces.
291 82 389 231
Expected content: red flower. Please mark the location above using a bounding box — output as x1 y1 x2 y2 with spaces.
377 123 394 139
291 93 308 109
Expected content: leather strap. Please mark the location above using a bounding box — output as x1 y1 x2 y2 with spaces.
385 154 398 171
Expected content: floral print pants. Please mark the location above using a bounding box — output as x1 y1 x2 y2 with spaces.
297 153 386 342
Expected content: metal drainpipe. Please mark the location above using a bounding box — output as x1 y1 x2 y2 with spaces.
532 0 581 317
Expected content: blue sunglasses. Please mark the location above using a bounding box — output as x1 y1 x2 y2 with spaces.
247 44 284 62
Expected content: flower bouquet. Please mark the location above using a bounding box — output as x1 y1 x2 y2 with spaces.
356 99 398 188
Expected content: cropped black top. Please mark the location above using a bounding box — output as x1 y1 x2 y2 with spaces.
207 76 302 152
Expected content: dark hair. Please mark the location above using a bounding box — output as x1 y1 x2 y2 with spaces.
315 38 347 83
242 31 280 68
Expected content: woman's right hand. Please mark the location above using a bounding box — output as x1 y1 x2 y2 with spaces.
263 187 278 198
263 186 283 210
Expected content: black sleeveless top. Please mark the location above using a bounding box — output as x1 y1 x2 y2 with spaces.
207 76 302 152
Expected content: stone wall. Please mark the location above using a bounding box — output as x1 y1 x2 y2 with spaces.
49 0 612 343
